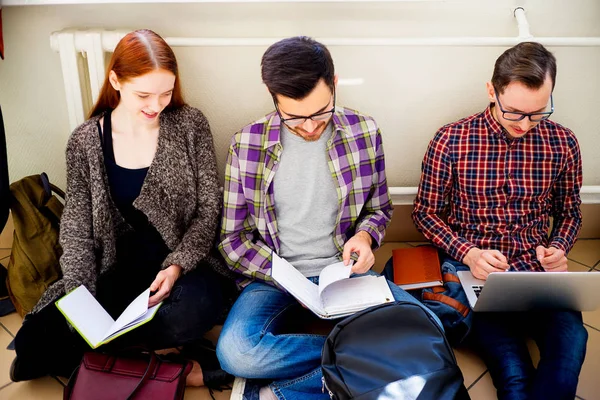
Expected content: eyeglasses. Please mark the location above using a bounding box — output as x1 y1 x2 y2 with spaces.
494 89 554 122
274 91 336 127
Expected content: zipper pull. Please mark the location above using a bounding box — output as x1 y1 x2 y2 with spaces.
322 376 334 399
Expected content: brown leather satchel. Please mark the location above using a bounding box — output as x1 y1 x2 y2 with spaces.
64 352 192 400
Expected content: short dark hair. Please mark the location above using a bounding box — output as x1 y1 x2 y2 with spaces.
261 36 335 100
492 42 557 94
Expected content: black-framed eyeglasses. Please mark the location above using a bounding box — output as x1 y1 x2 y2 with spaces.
273 90 336 127
494 89 554 122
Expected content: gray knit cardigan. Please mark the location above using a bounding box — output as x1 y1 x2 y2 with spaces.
34 105 229 312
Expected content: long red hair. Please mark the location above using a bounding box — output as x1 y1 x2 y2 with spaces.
89 29 185 118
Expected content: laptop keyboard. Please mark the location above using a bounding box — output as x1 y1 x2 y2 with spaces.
472 285 484 298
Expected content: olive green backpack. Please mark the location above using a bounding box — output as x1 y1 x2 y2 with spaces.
6 173 64 316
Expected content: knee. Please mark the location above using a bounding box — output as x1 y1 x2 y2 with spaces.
557 316 588 351
216 321 260 377
565 322 588 362
155 287 222 340
545 317 588 367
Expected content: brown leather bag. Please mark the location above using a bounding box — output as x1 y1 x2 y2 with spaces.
64 352 192 400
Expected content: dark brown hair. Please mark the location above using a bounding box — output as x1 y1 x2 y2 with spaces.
89 29 185 118
261 36 335 100
492 42 557 94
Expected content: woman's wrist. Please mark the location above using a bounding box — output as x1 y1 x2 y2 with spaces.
166 264 183 280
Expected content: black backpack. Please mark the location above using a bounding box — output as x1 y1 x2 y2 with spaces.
321 301 470 400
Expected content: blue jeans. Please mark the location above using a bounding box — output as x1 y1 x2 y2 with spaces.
216 271 441 400
468 310 587 400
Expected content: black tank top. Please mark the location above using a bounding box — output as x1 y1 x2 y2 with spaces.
97 111 170 271
100 111 149 221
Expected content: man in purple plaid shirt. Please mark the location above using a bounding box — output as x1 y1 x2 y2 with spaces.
216 37 436 400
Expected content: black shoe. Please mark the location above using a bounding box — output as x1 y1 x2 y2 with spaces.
159 351 233 390
180 338 221 371
203 368 234 390
9 356 47 382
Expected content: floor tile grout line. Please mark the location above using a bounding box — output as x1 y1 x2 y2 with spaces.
0 320 14 338
567 257 596 269
0 382 13 391
466 369 488 391
583 323 600 334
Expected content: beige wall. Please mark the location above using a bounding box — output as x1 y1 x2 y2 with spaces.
0 0 599 190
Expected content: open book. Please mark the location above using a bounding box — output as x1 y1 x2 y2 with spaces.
271 253 394 319
55 285 161 349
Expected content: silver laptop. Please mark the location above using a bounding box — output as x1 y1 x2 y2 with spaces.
457 271 600 312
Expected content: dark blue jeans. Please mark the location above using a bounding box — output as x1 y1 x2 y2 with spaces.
467 310 587 400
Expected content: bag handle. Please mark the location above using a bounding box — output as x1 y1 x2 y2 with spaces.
126 352 158 400
40 172 65 200
63 365 80 400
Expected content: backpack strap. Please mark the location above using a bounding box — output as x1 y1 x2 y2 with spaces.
49 183 65 200
40 172 65 200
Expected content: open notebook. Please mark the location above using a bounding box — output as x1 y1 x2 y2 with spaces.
271 253 394 319
55 285 161 349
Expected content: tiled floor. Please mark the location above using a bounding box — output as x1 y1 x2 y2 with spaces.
0 213 599 398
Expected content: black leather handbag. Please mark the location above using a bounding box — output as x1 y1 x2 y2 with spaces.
321 301 470 400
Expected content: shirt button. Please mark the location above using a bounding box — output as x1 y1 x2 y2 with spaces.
507 173 512 179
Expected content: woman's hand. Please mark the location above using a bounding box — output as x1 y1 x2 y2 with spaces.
148 265 182 307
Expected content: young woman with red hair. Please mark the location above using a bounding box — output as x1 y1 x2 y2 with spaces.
11 29 233 388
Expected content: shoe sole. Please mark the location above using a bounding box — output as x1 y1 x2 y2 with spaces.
9 357 18 382
230 377 246 400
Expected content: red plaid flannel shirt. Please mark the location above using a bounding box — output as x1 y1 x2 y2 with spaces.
413 107 582 271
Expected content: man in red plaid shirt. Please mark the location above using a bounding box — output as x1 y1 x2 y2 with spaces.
413 42 587 400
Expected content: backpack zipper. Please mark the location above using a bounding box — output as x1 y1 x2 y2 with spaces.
322 377 334 399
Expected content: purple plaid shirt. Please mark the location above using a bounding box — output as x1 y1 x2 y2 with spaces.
218 108 393 287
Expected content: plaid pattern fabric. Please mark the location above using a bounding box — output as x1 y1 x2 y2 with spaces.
413 107 582 272
218 108 393 287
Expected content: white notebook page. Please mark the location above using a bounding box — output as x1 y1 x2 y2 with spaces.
56 286 114 347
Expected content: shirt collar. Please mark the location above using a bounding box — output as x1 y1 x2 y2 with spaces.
331 108 354 139
264 112 282 150
483 105 505 140
484 104 543 143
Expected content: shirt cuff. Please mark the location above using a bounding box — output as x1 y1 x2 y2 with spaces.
356 225 384 249
449 238 477 264
549 237 569 254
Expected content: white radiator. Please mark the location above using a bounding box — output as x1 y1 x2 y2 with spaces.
48 7 600 205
